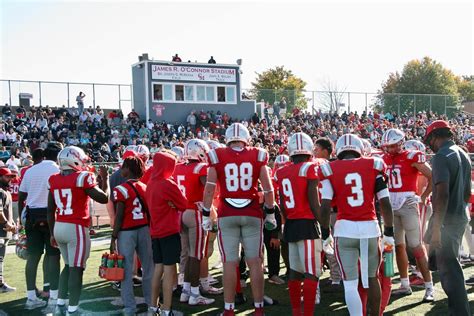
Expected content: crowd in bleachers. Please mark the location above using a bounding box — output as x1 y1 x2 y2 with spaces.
0 102 473 168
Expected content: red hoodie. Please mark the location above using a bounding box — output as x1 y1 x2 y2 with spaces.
146 151 188 238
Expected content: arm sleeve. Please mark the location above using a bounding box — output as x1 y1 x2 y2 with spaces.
431 154 450 185
112 186 126 203
165 181 188 211
306 163 319 180
83 172 98 189
410 151 426 164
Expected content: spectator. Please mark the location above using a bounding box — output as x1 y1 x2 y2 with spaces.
5 155 21 168
76 92 86 114
208 56 216 64
2 104 12 119
172 54 182 62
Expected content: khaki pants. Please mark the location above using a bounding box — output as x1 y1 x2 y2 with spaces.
288 239 322 277
54 222 91 268
334 237 380 281
217 216 263 263
394 202 421 247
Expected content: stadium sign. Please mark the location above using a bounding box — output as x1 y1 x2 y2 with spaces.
151 65 236 83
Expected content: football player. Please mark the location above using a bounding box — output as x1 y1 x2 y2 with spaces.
274 132 321 316
174 139 216 306
7 165 21 228
319 134 394 316
47 146 109 315
202 123 276 316
382 129 434 301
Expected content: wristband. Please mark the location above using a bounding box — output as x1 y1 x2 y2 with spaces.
263 205 275 214
202 205 211 217
321 227 330 240
383 226 394 237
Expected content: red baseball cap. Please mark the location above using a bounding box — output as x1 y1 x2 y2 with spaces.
0 167 15 177
424 120 451 142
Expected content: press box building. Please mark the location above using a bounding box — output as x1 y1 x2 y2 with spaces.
131 55 256 123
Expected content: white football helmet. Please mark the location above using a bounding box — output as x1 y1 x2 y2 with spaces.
274 154 290 169
225 123 250 145
361 138 372 156
184 139 210 163
335 134 364 158
381 128 405 147
171 146 185 161
288 132 314 156
206 139 225 150
57 146 90 172
136 144 150 161
403 140 426 153
124 145 137 153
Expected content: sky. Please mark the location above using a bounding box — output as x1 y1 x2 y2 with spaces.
1 0 473 112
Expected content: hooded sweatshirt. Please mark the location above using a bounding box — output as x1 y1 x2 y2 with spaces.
146 151 188 238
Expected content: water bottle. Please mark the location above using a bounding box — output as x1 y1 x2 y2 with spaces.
107 253 116 268
117 255 124 268
383 244 395 277
101 253 109 267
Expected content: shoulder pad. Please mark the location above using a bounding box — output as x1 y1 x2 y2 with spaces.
76 171 92 188
373 157 385 171
319 162 333 177
208 149 219 165
257 148 268 162
193 163 208 175
115 185 129 199
298 162 312 177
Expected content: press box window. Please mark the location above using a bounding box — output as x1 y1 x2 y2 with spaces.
206 86 215 102
175 85 184 101
217 86 226 102
153 84 163 101
184 85 194 101
196 86 206 101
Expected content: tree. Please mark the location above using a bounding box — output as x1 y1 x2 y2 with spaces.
251 66 307 111
456 75 474 102
376 57 461 116
317 77 347 114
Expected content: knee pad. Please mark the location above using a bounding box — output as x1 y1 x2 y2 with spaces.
412 245 426 260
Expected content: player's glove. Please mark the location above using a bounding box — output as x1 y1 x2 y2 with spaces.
321 227 334 255
382 226 395 248
263 205 277 230
202 216 213 231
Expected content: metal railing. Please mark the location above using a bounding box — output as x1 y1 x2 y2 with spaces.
0 79 132 114
0 79 462 117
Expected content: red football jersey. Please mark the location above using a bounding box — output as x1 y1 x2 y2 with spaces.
208 146 268 218
48 171 97 227
8 176 21 202
113 180 148 230
275 161 318 220
20 166 31 180
382 150 425 192
318 157 385 222
173 161 208 210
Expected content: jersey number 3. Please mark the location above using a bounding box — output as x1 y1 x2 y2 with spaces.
224 163 253 192
345 173 364 207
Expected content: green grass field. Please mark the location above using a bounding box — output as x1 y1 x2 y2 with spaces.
1 243 473 316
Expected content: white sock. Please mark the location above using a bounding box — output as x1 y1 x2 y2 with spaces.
224 302 235 310
68 305 78 313
200 277 209 289
191 286 200 296
49 290 58 300
343 279 363 316
424 281 433 290
254 301 264 308
183 282 191 293
27 290 36 300
57 298 67 306
400 277 410 288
